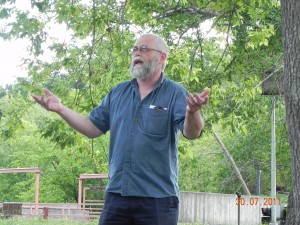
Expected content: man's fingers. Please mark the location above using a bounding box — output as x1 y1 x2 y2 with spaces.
186 89 209 113
187 94 197 105
32 94 43 104
44 88 53 97
199 89 210 98
187 96 196 106
193 93 208 105
32 92 49 108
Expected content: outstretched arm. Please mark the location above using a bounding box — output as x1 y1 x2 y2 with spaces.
32 88 102 139
183 89 209 139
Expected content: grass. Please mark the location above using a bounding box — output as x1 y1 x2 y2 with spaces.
0 218 203 225
0 218 95 225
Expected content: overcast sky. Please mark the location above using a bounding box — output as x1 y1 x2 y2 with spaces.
0 1 31 87
0 4 71 88
0 38 29 87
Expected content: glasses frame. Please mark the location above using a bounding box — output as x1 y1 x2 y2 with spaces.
131 45 163 54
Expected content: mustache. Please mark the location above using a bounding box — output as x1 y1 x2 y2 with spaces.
132 57 144 65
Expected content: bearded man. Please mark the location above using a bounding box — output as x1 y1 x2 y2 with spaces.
32 33 209 225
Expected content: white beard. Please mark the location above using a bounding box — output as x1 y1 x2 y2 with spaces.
130 57 158 80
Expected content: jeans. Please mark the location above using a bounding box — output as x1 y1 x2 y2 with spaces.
98 192 179 225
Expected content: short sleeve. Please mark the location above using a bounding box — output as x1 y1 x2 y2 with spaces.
173 87 188 133
88 94 110 134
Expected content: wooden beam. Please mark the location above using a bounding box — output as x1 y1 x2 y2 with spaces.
0 167 40 174
79 174 108 179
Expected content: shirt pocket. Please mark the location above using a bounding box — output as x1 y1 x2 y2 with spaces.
141 105 169 136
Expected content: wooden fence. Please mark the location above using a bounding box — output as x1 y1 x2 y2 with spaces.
179 192 268 225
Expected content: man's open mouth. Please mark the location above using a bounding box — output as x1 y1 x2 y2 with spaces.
133 58 144 66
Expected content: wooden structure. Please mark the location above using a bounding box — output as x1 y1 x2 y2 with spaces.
260 66 283 95
77 174 108 209
0 167 40 215
21 203 89 220
2 202 22 217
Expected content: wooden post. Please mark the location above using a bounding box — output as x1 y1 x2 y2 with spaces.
43 207 48 219
83 187 87 210
78 178 82 208
35 171 40 216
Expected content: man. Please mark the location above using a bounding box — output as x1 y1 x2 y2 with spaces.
32 33 209 225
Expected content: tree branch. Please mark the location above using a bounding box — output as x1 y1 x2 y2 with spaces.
153 8 219 20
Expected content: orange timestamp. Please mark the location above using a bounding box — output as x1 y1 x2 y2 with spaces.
236 197 281 206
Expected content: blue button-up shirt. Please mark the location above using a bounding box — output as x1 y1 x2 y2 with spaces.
89 75 188 198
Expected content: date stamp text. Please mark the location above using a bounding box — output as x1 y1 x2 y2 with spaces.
236 197 281 206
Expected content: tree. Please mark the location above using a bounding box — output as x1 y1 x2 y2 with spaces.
0 0 283 143
280 0 300 223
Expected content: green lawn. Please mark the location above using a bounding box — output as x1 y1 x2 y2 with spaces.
0 218 203 225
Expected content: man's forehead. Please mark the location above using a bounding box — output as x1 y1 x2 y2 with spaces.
135 36 154 45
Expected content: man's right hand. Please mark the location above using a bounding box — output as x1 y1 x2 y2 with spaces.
32 88 102 138
32 88 63 113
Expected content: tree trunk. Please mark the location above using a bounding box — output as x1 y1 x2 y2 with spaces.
280 0 300 224
212 130 251 195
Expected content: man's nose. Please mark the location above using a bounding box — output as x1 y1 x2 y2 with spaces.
132 51 142 57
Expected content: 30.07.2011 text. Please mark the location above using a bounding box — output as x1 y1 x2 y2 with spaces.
236 197 281 206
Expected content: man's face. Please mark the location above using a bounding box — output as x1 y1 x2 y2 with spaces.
130 54 159 80
130 37 161 80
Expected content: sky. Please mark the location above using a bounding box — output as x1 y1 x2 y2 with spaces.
0 38 28 87
0 1 31 88
0 3 71 88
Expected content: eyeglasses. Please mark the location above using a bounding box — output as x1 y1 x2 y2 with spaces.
131 45 163 54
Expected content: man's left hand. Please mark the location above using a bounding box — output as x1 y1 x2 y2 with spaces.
186 89 209 113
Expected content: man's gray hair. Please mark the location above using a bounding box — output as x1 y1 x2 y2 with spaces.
139 34 168 71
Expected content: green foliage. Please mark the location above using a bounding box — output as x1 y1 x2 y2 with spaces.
178 133 226 193
209 97 290 195
0 95 109 203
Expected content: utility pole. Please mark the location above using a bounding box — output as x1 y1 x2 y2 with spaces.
260 67 283 225
270 96 278 225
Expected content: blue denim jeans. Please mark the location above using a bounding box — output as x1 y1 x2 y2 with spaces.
98 192 179 225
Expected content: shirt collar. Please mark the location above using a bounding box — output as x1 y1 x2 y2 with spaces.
131 73 165 89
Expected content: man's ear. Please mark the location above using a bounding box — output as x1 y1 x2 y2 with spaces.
160 52 167 63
